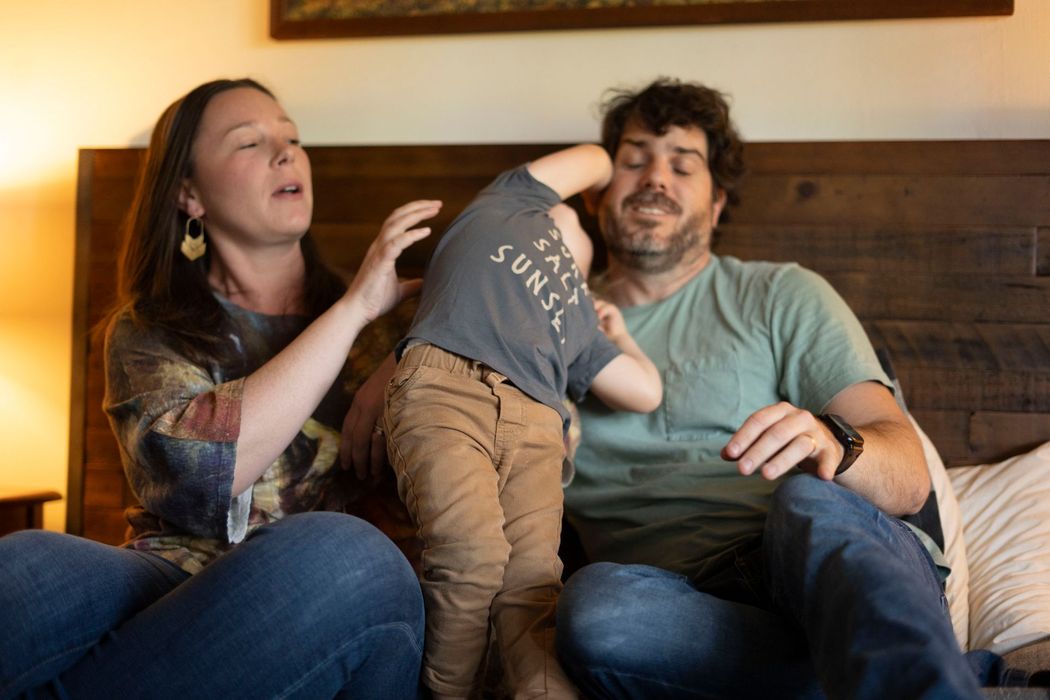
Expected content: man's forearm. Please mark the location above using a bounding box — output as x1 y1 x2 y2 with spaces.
834 416 929 516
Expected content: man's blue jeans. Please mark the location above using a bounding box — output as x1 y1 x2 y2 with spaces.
0 512 424 699
556 474 986 699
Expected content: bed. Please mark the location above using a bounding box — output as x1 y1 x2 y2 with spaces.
69 140 1050 687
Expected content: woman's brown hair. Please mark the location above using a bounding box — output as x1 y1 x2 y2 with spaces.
108 78 344 364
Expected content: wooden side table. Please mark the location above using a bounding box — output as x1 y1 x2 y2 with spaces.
0 489 62 536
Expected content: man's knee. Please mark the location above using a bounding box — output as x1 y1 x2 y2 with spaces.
768 474 862 530
557 563 683 665
559 562 624 620
558 563 627 666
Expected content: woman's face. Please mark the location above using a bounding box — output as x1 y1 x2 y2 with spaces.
180 87 313 251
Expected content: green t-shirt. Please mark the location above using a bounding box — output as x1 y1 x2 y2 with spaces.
563 255 891 581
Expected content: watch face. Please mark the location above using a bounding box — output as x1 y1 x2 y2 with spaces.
820 414 864 474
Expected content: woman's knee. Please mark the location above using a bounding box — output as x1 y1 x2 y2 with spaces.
261 512 423 626
0 531 64 616
0 528 74 564
0 530 185 690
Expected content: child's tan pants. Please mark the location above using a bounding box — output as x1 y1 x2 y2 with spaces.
384 343 576 699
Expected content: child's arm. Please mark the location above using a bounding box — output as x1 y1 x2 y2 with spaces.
588 299 663 413
548 203 594 277
526 144 612 202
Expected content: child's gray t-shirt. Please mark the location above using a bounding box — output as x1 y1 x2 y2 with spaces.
400 165 621 430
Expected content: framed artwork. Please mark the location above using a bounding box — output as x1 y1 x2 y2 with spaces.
271 0 1013 40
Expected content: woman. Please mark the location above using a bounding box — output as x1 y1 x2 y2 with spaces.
0 78 440 698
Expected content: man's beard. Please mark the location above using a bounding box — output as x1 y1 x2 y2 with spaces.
601 197 709 274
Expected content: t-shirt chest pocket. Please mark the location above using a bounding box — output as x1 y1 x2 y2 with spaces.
663 354 743 441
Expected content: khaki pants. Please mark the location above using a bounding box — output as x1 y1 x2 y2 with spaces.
384 344 576 699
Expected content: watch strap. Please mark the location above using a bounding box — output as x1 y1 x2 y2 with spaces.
818 413 864 475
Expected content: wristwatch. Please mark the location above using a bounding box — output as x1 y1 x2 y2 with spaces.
818 413 865 475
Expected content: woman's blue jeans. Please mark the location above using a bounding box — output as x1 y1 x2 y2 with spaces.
556 474 987 700
0 511 424 699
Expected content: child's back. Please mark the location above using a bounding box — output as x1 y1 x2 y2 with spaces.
401 165 618 430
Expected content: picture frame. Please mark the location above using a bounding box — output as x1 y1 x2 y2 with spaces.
270 0 1013 40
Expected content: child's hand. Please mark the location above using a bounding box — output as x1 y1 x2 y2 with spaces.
594 298 627 342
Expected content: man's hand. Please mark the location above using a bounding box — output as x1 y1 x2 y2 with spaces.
721 401 844 481
340 353 397 480
720 382 931 516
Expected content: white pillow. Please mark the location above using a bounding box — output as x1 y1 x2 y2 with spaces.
910 415 970 650
948 441 1050 654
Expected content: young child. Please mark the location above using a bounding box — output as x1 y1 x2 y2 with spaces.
382 144 662 699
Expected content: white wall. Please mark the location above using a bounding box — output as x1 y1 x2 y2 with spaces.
1 0 1048 531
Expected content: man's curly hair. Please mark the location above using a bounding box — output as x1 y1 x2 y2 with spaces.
600 77 746 201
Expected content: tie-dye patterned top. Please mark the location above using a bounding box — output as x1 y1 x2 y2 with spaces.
104 296 362 574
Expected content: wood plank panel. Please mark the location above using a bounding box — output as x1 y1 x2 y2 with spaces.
973 323 1050 369
91 149 142 178
84 360 106 409
910 409 1050 467
86 222 122 259
82 506 129 546
84 426 121 470
908 409 971 465
308 143 561 179
896 367 1050 412
743 140 1050 176
310 176 488 224
89 178 138 224
1039 228 1050 276
729 175 1050 228
716 225 1036 275
69 150 97 536
83 469 126 509
969 411 1050 465
864 321 1050 371
827 272 1050 323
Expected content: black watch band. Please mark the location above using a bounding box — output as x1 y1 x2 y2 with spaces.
818 413 865 475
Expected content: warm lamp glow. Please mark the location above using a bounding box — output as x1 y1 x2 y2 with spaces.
0 107 63 190
0 323 65 457
0 321 69 531
0 372 17 420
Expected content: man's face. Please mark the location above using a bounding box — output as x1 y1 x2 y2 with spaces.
598 121 726 274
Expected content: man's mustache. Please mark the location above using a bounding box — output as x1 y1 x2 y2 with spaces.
622 191 681 214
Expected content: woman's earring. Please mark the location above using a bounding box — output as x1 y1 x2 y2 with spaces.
180 216 207 261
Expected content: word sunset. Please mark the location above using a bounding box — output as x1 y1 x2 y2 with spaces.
489 225 590 344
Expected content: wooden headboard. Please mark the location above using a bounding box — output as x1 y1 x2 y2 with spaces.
69 141 1050 544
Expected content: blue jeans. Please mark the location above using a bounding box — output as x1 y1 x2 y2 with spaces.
0 512 424 699
556 475 986 700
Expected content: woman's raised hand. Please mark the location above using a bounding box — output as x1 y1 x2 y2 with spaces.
345 199 442 323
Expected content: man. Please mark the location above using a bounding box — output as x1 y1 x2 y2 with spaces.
555 78 984 699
